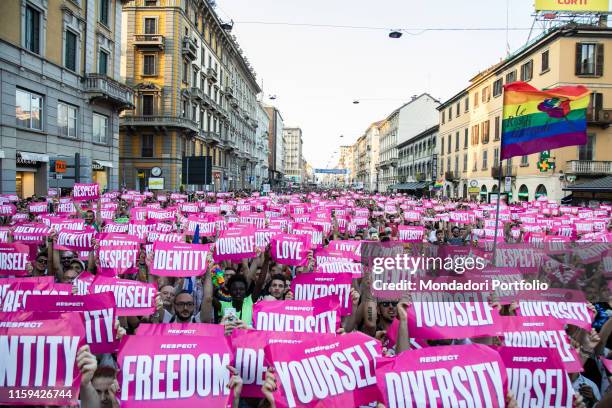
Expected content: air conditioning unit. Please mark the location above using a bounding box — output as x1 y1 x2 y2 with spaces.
599 109 612 123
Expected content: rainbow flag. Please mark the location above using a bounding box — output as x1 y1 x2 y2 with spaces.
501 82 590 160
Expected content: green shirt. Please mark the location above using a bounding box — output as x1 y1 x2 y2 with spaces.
219 296 254 327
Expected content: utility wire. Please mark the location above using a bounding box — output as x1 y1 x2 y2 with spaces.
233 21 533 35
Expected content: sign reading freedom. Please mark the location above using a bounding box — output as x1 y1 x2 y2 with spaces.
535 0 609 12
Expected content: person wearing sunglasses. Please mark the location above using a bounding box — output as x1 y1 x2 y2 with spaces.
377 300 398 336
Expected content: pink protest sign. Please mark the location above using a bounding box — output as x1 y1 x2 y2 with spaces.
91 275 156 316
230 329 315 398
264 331 381 408
291 222 324 248
0 281 72 312
515 290 593 330
0 204 16 216
0 243 30 276
315 261 362 277
55 227 96 251
135 323 225 337
24 292 118 354
270 233 310 266
387 292 501 342
103 221 129 233
213 228 257 262
253 296 340 333
186 214 217 236
0 311 86 406
117 334 234 407
28 202 48 214
72 183 99 201
97 237 140 277
376 344 507 408
291 273 353 316
255 228 281 250
151 241 211 277
147 207 177 222
499 347 574 408
314 247 355 265
398 225 424 242
12 222 49 244
501 316 582 373
327 240 362 261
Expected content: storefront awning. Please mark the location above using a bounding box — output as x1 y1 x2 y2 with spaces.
93 160 114 168
19 152 49 162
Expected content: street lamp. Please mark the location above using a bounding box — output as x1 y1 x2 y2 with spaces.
389 30 403 39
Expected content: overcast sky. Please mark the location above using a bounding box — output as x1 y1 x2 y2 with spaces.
216 0 543 168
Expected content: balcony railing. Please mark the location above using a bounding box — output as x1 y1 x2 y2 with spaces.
133 34 165 50
202 130 221 144
182 37 197 60
490 165 518 178
191 87 204 101
83 74 134 110
121 115 199 133
566 160 612 175
207 67 218 82
224 86 233 97
444 171 459 181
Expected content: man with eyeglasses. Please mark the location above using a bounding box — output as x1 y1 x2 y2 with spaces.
159 290 207 323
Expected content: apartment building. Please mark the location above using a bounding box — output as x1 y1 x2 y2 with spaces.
283 127 303 184
0 0 133 196
397 125 439 188
120 0 261 191
438 24 612 202
264 105 284 187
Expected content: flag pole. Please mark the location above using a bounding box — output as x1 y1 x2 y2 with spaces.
491 160 505 264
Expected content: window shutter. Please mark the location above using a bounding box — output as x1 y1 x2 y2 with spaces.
596 43 604 76
575 43 582 75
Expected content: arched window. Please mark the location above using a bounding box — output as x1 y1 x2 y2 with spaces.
518 184 529 201
535 184 547 199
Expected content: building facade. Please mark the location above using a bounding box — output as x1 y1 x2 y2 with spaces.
0 0 133 197
264 105 284 187
336 145 353 186
353 121 381 191
120 0 261 192
282 127 303 184
437 24 612 202
397 125 439 184
254 101 269 189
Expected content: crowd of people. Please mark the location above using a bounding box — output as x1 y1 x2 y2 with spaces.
1 187 612 408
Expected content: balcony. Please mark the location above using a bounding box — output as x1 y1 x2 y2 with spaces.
490 165 518 178
202 130 221 144
224 86 233 98
83 74 134 110
444 171 459 181
587 109 612 127
230 100 239 109
566 160 612 175
182 37 197 60
133 34 164 50
207 67 218 82
120 115 199 134
191 87 204 101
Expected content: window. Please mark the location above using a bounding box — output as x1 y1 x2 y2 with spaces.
455 132 459 151
145 0 157 5
481 87 487 103
493 78 503 97
541 50 549 73
193 68 198 87
494 116 500 141
521 155 529 166
579 134 595 160
472 154 477 171
144 18 156 34
440 159 444 176
447 135 451 154
506 70 517 84
141 94 154 115
99 0 109 25
520 60 533 81
463 154 468 172
471 124 479 145
143 55 156 75
93 113 108 144
183 60 189 83
464 129 468 149
58 102 77 138
447 157 451 175
98 50 108 75
576 43 604 76
465 97 469 112
142 134 154 157
440 137 444 155
25 5 41 54
448 106 452 121
474 91 479 108
482 150 488 170
454 156 459 175
481 120 490 143
494 148 499 168
16 89 43 130
441 112 445 125
182 100 188 118
64 30 77 71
